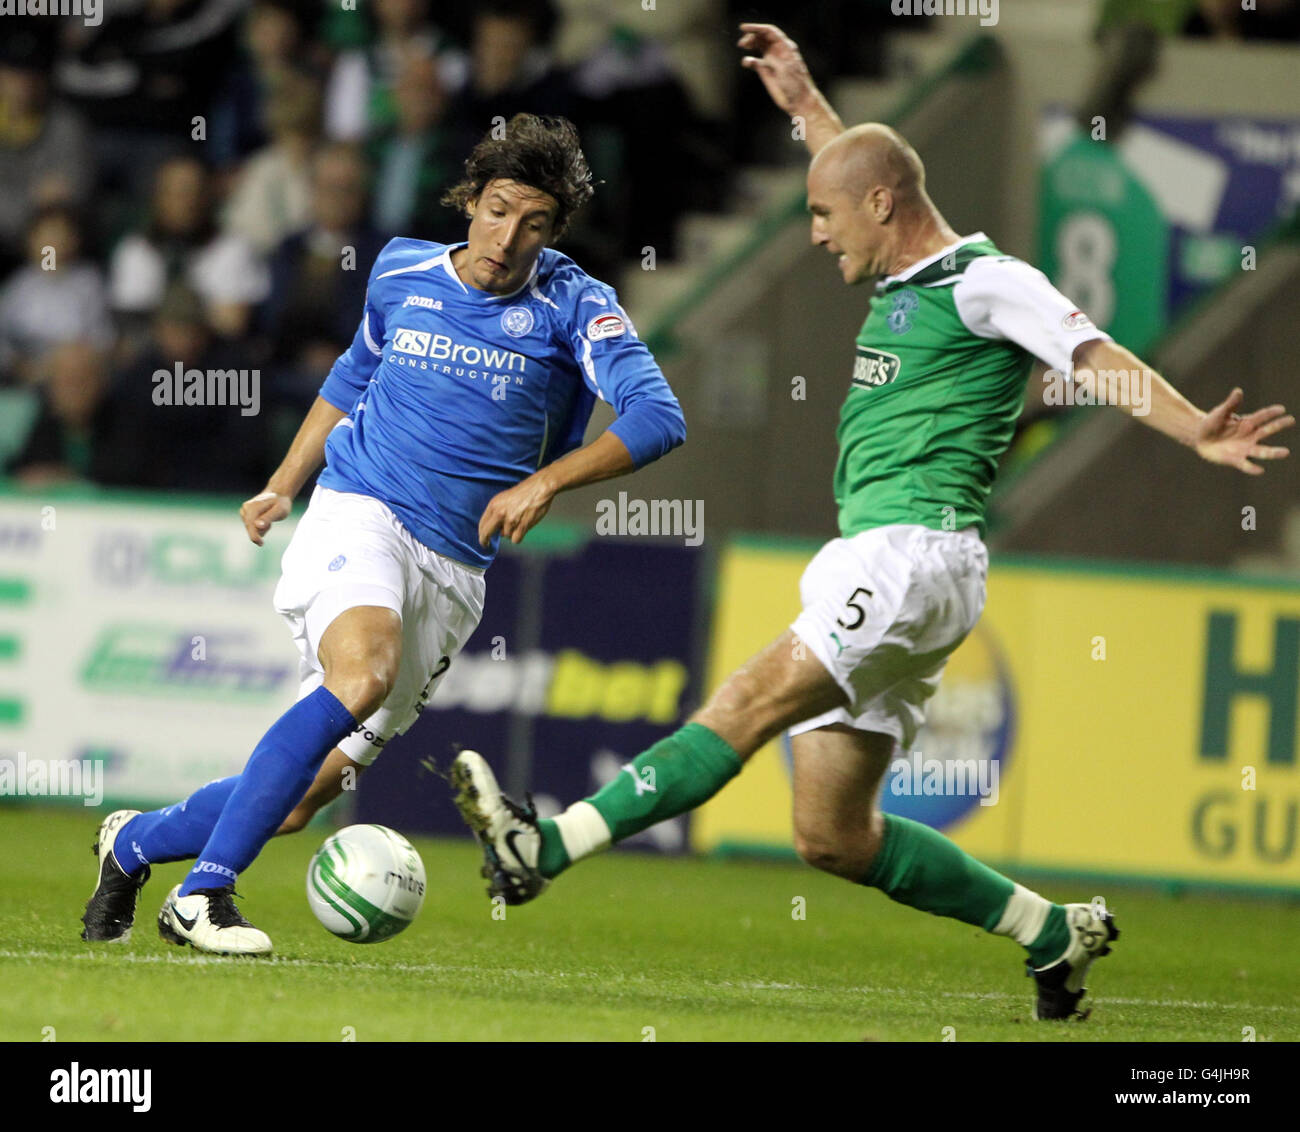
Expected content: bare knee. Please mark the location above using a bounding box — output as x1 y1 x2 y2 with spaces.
793 814 885 880
319 607 402 720
326 667 394 721
795 830 862 879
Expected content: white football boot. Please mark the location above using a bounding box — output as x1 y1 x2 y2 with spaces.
451 750 549 906
157 884 273 956
1027 901 1119 1020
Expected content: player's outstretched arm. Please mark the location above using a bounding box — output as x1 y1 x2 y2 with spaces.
478 430 634 548
1072 338 1293 475
241 395 347 545
738 22 845 155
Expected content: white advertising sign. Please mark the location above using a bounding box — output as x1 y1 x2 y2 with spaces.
0 493 300 807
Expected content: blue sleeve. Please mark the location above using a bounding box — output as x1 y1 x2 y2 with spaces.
319 277 385 413
568 291 685 467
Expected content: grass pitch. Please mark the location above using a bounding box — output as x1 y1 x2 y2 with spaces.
2 806 1297 1042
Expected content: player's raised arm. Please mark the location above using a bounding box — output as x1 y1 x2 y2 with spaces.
738 22 845 155
1071 338 1292 475
954 254 1293 476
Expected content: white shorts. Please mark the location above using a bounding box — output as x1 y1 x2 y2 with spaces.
789 524 987 749
273 486 486 766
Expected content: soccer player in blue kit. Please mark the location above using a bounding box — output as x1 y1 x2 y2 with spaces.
80 115 686 955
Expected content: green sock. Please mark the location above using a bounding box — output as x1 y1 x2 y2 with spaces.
536 722 742 878
1025 904 1070 968
536 818 569 878
862 813 1069 965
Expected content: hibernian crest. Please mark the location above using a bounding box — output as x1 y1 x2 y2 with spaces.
887 290 919 334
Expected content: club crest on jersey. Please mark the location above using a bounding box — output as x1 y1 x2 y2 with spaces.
501 307 534 337
1062 309 1094 330
587 313 627 341
851 347 901 389
887 291 919 334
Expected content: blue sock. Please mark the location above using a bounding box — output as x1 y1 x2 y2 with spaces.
179 687 357 897
113 777 241 875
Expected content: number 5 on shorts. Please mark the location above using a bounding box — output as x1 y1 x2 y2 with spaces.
836 587 874 631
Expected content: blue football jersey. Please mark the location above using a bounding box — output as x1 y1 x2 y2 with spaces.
317 238 686 568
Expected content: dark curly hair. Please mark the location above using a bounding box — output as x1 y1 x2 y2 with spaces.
441 114 595 239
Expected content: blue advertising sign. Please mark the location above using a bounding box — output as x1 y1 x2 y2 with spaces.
355 538 707 852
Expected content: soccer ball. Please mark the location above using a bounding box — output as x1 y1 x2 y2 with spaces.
306 824 426 943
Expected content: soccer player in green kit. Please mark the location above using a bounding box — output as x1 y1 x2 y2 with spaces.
451 23 1293 1019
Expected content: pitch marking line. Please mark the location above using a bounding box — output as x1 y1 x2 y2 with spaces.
0 949 1295 1015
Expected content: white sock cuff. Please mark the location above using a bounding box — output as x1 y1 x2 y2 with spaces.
553 800 612 863
991 882 1051 946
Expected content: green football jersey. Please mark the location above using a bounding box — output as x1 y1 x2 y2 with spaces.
834 233 1104 538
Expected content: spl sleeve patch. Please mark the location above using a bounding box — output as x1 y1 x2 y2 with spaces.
587 313 627 341
1062 310 1094 330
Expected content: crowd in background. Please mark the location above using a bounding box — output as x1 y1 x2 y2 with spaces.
1 0 1294 494
0 0 744 492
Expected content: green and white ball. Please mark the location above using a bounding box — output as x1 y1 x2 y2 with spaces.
307 824 426 943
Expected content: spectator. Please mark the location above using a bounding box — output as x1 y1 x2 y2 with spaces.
370 55 459 242
443 0 580 155
0 28 94 267
8 286 267 493
4 341 108 487
0 205 113 386
223 72 324 255
210 1 325 167
441 1 624 268
261 144 386 408
324 0 448 141
568 27 728 259
109 154 269 342
55 0 242 199
95 285 268 493
1184 0 1300 39
1078 1 1196 141
558 0 732 120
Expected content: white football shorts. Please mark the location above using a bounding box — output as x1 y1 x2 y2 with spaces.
789 524 987 749
273 486 485 766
